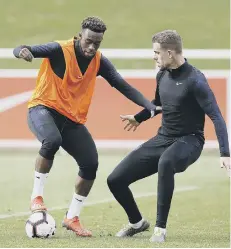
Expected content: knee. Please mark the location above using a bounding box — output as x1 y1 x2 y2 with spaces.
78 162 99 180
107 174 115 189
39 135 62 160
158 157 174 177
44 135 62 151
107 173 123 191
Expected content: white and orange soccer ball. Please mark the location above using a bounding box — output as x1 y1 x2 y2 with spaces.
25 211 56 238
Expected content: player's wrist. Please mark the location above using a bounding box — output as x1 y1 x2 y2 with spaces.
134 109 151 123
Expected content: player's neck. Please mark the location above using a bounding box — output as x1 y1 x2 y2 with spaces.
74 40 84 57
168 55 185 69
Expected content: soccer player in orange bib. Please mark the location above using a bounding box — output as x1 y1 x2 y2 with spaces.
13 16 156 237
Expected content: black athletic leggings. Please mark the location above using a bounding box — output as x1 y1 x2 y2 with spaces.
107 133 204 227
28 105 98 180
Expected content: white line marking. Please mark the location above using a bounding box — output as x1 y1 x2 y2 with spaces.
0 90 33 112
0 186 199 219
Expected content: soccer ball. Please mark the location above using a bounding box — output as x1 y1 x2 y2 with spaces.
25 211 56 238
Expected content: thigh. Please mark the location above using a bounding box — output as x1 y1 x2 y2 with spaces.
110 135 169 185
27 105 61 143
160 135 203 173
61 122 98 166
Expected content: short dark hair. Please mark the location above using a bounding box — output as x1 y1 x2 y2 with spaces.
81 16 107 33
152 30 182 54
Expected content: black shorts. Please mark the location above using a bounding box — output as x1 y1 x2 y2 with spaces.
27 105 98 180
109 133 204 185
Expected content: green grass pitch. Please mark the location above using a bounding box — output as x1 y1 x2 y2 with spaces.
0 149 229 247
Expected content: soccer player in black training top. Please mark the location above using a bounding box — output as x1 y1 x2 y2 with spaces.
13 16 156 237
107 30 230 242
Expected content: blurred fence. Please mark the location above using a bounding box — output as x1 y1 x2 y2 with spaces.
0 48 230 59
0 48 230 150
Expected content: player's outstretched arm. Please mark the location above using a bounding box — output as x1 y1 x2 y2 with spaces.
134 103 162 123
120 106 162 132
13 42 62 62
193 73 230 175
99 55 156 115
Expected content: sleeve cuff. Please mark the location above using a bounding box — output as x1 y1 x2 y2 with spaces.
134 109 162 123
134 109 151 123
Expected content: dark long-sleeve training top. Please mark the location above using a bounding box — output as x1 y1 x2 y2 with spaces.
134 61 230 157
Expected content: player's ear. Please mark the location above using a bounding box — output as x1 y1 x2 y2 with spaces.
74 33 82 40
78 32 82 39
168 50 173 59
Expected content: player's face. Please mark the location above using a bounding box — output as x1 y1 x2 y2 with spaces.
153 42 173 70
79 29 104 58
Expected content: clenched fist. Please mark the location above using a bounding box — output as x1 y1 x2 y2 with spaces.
19 48 34 62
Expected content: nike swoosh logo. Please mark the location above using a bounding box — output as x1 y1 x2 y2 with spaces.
0 90 33 113
75 198 83 202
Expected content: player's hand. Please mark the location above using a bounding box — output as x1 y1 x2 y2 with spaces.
220 157 230 177
19 48 34 62
120 115 140 132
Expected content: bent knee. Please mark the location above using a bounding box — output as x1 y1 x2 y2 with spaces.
158 157 175 176
107 173 125 190
78 162 99 180
107 174 115 188
39 135 62 160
